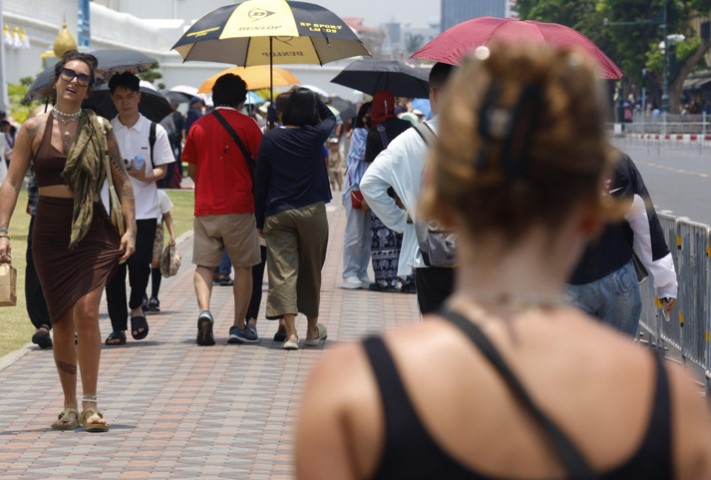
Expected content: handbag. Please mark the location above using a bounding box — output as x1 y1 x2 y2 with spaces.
98 118 126 236
0 262 17 307
351 189 369 211
160 242 181 278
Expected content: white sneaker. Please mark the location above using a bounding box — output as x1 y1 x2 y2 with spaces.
359 276 374 287
341 276 363 290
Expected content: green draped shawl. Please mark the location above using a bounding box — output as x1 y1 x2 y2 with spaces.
60 110 113 249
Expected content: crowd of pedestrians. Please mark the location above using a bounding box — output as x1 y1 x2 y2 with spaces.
0 39 709 477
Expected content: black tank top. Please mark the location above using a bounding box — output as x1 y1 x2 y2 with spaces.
34 113 68 187
364 311 672 480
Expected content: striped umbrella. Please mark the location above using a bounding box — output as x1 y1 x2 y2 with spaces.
171 0 371 108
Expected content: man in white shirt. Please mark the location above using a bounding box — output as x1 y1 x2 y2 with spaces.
104 72 175 345
360 63 456 314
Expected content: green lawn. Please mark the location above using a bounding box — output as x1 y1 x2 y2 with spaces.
0 189 194 358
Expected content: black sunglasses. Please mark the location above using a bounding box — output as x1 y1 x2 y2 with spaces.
60 68 92 87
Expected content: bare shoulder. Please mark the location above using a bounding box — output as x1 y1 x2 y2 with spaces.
307 342 373 394
21 112 48 138
666 363 711 478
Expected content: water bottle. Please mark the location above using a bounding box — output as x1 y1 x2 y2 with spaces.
133 154 145 170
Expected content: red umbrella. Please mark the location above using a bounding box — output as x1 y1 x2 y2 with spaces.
411 17 623 80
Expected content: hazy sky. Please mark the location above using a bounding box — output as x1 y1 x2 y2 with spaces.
315 0 440 28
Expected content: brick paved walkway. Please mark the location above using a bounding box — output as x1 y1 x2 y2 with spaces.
0 202 419 479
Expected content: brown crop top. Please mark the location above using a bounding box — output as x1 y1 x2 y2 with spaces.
34 113 68 187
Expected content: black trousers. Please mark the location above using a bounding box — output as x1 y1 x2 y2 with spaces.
106 219 157 331
415 267 456 315
25 216 51 329
246 245 267 320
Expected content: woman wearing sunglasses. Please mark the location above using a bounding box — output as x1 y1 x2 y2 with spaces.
0 50 136 432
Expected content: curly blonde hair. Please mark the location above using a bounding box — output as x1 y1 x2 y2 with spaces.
420 44 618 243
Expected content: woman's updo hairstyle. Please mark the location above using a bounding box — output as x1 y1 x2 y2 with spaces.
420 44 617 243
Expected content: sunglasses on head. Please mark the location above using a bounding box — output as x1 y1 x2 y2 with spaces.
60 68 92 87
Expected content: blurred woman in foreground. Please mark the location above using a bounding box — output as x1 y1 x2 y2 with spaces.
296 45 711 479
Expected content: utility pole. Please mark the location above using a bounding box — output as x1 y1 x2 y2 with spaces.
661 0 669 113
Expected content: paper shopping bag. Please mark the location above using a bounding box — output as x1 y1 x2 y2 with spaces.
0 263 17 307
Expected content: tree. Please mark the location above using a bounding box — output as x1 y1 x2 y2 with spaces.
520 0 711 113
138 63 164 89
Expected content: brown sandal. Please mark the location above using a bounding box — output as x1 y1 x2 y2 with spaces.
80 407 110 432
51 408 80 431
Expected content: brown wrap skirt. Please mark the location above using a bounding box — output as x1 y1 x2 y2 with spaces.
33 196 123 321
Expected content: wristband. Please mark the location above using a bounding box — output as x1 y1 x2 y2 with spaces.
0 234 9 239
0 226 7 234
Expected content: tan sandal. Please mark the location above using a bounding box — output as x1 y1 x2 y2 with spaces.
51 408 80 431
80 407 110 433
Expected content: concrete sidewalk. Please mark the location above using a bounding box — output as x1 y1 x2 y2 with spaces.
0 202 419 479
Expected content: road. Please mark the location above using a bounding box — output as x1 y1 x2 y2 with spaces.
616 142 711 225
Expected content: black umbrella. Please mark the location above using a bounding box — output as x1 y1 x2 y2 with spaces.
163 91 194 105
328 96 357 122
83 84 172 123
24 49 158 101
331 59 431 98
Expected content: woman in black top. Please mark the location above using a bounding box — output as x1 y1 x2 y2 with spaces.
255 88 333 350
296 46 711 478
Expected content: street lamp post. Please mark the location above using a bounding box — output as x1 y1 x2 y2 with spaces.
661 0 669 114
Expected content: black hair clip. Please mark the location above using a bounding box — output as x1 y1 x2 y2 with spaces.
473 82 542 178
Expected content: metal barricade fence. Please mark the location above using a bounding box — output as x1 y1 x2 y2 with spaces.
638 214 711 394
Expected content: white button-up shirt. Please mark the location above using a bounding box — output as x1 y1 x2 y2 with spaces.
111 114 174 219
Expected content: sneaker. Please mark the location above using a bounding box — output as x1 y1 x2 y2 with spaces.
359 276 374 288
246 322 258 339
341 276 363 290
228 325 259 344
147 297 160 312
141 294 149 312
217 274 234 286
196 311 215 346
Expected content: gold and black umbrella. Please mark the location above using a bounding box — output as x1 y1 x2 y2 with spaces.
171 0 371 105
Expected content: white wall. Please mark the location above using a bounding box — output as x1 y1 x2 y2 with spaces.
4 0 79 81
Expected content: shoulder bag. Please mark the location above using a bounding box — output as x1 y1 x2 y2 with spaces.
412 122 456 267
212 110 255 181
98 117 126 236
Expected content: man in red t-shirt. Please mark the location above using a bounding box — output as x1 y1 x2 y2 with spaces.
183 74 263 346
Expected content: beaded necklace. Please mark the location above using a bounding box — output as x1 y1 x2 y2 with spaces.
52 106 82 126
